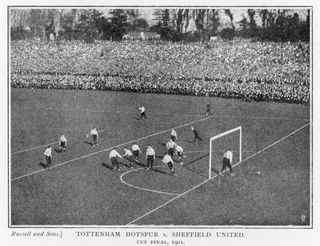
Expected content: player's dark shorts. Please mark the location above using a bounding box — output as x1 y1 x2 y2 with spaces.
168 148 174 156
128 155 134 164
133 150 139 158
147 155 154 168
111 157 119 168
167 161 173 170
45 156 52 166
60 141 66 148
222 157 232 172
92 134 98 143
171 135 176 142
140 112 147 119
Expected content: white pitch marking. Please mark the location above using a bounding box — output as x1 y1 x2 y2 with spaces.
126 123 310 225
184 150 257 154
12 141 59 155
11 106 309 155
11 114 219 181
120 166 180 196
11 129 106 155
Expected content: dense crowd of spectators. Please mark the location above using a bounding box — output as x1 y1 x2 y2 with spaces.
10 39 310 103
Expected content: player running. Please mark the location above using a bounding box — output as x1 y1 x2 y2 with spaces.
59 134 67 152
44 145 52 169
162 153 177 176
191 126 203 144
175 145 185 165
170 128 178 142
89 127 98 147
132 143 142 160
166 139 177 157
138 106 147 120
122 147 134 168
146 145 156 170
109 148 124 171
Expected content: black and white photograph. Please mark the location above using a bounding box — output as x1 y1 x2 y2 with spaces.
2 0 319 245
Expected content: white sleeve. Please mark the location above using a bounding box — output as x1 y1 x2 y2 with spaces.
116 152 123 159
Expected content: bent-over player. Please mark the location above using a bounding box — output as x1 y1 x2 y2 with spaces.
44 145 52 169
122 147 134 168
162 153 177 176
175 145 185 165
109 148 124 171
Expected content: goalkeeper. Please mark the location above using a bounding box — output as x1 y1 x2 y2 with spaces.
221 148 235 176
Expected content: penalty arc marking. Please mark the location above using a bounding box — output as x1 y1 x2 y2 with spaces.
120 166 180 196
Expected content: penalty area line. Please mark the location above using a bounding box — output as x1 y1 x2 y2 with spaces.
126 122 310 225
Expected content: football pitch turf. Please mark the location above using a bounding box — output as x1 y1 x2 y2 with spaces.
10 88 311 226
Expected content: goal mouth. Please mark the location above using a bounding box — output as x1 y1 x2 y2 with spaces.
209 126 242 179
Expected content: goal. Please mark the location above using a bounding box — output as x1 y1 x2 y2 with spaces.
208 126 242 179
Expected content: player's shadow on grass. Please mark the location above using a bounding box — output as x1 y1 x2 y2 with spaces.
84 140 93 146
133 160 146 168
152 168 172 176
53 148 62 153
158 141 166 147
38 162 47 169
101 162 114 171
183 139 194 144
181 153 209 179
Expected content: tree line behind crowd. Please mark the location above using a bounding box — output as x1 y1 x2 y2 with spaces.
10 9 310 43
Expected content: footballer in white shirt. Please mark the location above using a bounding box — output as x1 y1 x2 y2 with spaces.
221 148 234 176
175 145 185 165
59 134 67 152
109 148 124 171
88 127 98 147
132 143 141 160
44 145 52 169
138 106 147 120
123 147 134 168
146 145 156 170
162 153 177 176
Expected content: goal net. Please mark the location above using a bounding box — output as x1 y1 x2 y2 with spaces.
209 126 242 179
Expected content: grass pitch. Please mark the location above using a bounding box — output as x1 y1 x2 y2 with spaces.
10 88 310 226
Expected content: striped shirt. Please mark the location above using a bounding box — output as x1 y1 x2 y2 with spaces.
162 154 173 164
44 148 52 157
109 150 123 159
146 147 155 157
223 151 233 164
132 144 141 152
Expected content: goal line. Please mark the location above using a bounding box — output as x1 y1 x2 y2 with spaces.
209 126 242 179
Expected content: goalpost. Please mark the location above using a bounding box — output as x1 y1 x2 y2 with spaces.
208 126 242 179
